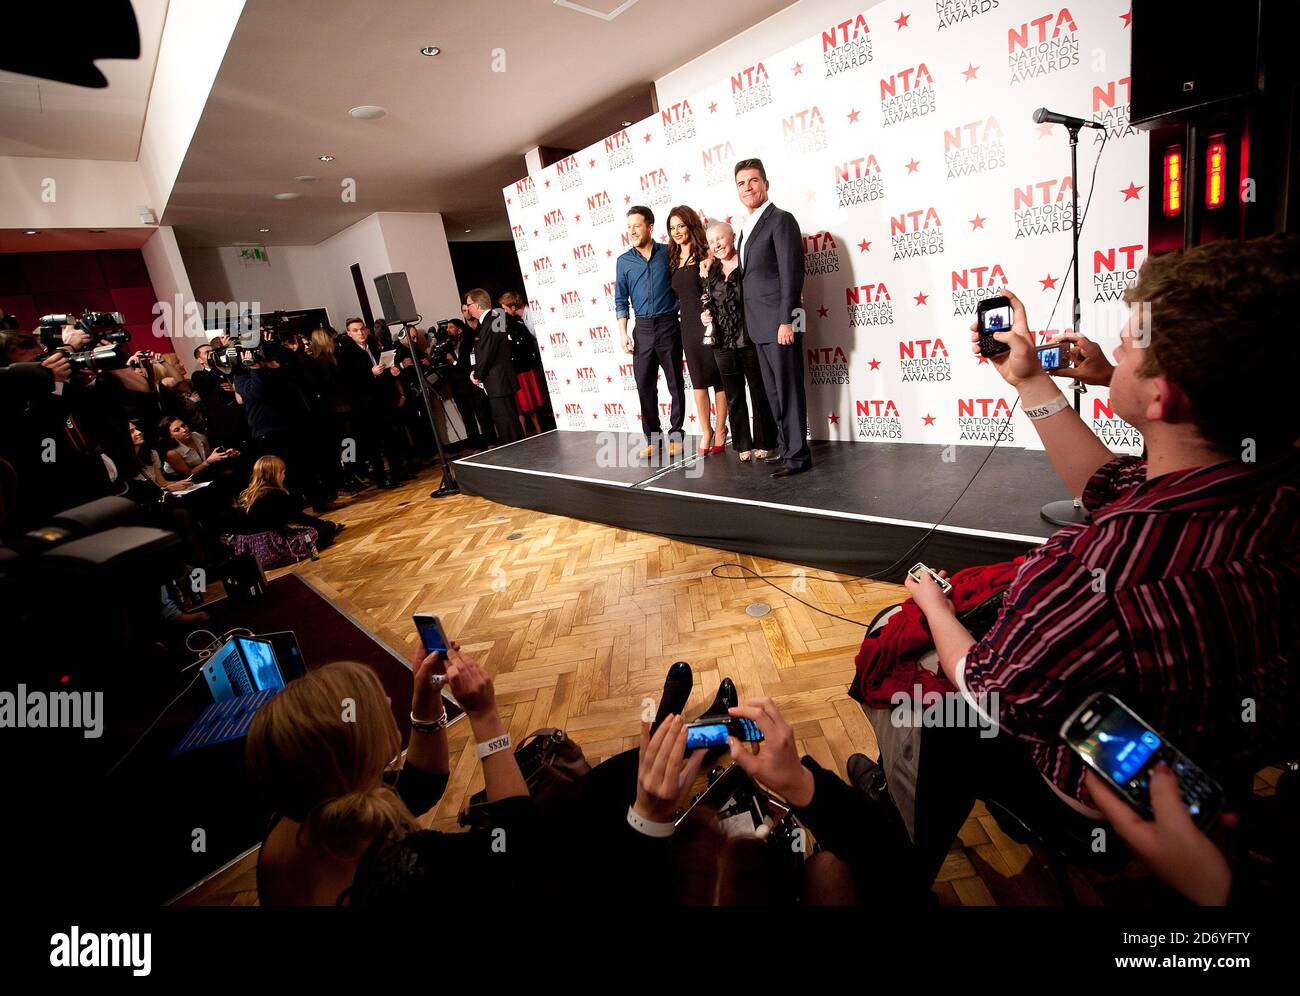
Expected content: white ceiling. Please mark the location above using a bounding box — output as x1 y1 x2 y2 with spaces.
0 0 169 161
163 0 792 247
0 228 156 253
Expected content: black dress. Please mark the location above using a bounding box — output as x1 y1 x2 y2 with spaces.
671 263 724 390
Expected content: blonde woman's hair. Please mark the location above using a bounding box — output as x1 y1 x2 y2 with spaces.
309 327 337 366
237 454 288 511
245 660 415 855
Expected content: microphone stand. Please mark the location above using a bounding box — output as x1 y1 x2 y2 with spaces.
1040 120 1090 528
389 320 460 499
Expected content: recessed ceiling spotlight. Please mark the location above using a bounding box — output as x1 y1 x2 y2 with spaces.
259 228 271 233
621 120 632 127
294 175 317 182
24 230 39 235
464 229 471 233
319 154 335 162
420 46 440 56
349 105 387 120
273 192 301 200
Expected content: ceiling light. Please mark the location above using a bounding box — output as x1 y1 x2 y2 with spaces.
259 228 271 233
621 120 632 127
24 230 39 235
294 175 317 182
349 105 387 120
464 229 472 233
273 192 300 200
319 154 335 162
420 46 440 56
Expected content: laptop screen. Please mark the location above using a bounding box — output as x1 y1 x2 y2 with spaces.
235 637 285 693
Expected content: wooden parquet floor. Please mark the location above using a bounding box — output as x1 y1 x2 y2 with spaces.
174 461 1177 907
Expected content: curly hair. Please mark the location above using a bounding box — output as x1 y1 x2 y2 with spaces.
666 205 710 272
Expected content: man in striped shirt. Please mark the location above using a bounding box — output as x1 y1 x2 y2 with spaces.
869 236 1299 884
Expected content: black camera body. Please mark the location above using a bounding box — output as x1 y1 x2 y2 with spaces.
205 328 282 377
38 312 131 372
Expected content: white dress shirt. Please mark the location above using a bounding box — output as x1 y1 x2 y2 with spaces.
738 199 773 267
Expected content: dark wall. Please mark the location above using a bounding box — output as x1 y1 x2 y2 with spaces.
447 240 525 309
0 249 160 352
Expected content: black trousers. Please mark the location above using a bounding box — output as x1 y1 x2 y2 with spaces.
632 313 686 442
714 344 777 452
754 337 812 471
451 381 494 446
488 394 522 444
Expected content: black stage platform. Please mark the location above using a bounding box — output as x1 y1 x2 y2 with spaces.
455 430 1070 580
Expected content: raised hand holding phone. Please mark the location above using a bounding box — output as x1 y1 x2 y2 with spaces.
725 698 814 807
969 289 1041 388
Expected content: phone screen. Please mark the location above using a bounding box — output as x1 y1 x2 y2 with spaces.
979 302 1013 335
1074 704 1162 788
1037 344 1063 369
685 722 731 751
415 615 447 654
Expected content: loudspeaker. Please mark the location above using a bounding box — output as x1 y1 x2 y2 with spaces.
1129 1 1264 128
373 272 419 325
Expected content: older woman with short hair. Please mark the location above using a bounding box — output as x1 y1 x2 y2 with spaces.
700 221 777 461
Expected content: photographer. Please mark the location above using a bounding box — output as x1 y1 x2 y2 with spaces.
192 339 251 452
231 340 333 514
854 235 1300 885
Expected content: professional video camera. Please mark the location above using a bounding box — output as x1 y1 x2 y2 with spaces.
204 325 283 377
37 311 131 372
424 318 458 384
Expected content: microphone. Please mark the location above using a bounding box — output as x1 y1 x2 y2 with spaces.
1032 107 1103 130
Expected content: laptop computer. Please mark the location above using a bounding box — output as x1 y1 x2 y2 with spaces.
201 635 286 703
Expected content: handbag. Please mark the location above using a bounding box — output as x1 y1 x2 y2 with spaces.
458 727 590 830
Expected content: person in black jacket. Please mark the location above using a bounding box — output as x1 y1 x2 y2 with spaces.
463 289 521 445
445 319 495 449
339 318 412 488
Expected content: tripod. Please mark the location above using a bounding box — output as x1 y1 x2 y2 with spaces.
1040 121 1090 528
389 320 460 499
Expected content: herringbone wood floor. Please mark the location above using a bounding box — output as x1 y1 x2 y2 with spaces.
174 461 1159 907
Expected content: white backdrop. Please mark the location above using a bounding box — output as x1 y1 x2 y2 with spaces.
504 1 1147 453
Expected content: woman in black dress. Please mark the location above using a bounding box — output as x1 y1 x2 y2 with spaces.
668 206 728 456
700 221 777 461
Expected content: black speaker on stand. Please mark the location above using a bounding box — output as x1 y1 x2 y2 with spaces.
374 272 460 499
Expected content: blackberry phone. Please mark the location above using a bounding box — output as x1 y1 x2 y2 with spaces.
977 295 1013 357
1060 692 1223 828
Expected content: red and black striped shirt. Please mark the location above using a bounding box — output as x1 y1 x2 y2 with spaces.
958 450 1300 805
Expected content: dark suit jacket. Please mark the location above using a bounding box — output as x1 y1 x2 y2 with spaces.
738 202 805 345
472 309 520 398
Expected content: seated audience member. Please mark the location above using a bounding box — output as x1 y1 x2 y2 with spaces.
227 455 340 568
854 235 1300 883
127 421 190 497
246 645 533 906
157 416 238 481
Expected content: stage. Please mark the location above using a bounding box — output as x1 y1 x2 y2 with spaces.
454 430 1069 580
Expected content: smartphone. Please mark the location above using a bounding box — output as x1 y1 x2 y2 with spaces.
907 562 953 594
1036 342 1072 371
685 717 764 751
413 612 448 654
1060 692 1223 828
977 295 1013 357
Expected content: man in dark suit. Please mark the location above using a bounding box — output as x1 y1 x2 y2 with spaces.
464 288 522 445
734 158 811 477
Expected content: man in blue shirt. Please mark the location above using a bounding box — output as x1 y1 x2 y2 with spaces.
615 206 685 457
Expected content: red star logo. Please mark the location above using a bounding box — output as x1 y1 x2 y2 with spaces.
624 194 631 204
682 172 691 183
561 262 568 270
606 376 613 383
858 239 872 253
573 213 581 222
575 341 583 348
688 414 697 423
1040 273 1058 290
969 214 986 230
589 158 596 168
591 297 597 305
605 249 612 257
895 11 910 29
1120 9 1132 28
1037 122 1056 138
962 63 979 82
923 414 935 426
914 291 928 306
506 198 512 205
708 101 718 113
869 358 880 371
591 413 599 420
847 108 861 124
543 179 550 188
793 62 804 76
564 378 570 385
905 158 920 174
817 305 830 318
635 414 642 420
550 306 556 313
977 355 989 365
643 132 653 143
533 229 539 237
828 413 839 425
1121 182 1144 201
